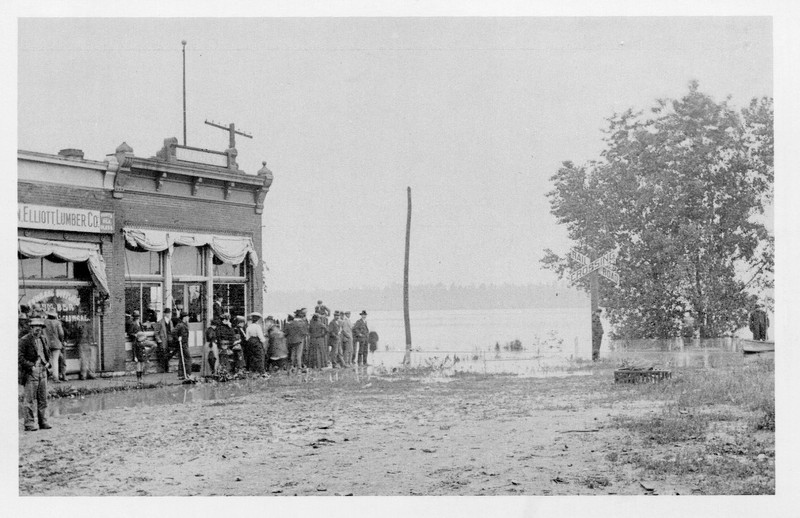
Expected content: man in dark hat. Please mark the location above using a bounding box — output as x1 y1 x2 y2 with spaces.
308 314 328 369
284 309 309 372
172 311 192 378
328 311 345 368
216 313 234 375
213 295 224 323
153 308 173 373
19 318 52 431
353 311 370 366
749 302 769 341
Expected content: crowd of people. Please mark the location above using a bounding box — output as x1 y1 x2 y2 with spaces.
127 299 378 381
18 298 377 432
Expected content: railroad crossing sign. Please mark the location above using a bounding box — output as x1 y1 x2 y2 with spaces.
569 250 620 284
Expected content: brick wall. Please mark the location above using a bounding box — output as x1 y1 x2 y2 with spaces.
18 179 265 374
18 182 126 371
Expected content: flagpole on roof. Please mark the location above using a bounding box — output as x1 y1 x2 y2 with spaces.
182 39 187 146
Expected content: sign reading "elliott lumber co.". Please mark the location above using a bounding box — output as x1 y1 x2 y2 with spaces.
18 203 114 234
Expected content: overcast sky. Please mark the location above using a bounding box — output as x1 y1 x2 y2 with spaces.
17 17 773 292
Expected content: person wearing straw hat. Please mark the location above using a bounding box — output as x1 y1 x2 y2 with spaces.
245 312 267 374
44 310 65 383
19 318 52 431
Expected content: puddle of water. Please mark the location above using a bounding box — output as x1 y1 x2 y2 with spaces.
23 378 276 419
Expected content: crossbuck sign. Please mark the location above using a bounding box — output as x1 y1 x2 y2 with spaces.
569 250 620 285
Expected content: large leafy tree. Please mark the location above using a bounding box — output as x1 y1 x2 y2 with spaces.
543 82 773 338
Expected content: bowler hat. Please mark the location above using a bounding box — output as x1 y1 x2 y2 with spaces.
360 310 367 316
132 310 140 317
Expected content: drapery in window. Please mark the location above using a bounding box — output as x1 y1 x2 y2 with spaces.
18 236 109 296
122 228 258 266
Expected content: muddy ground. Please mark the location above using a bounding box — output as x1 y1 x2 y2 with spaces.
18 365 774 497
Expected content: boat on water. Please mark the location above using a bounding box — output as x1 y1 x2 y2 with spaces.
741 339 775 354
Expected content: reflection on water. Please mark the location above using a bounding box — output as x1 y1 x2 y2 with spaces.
26 338 766 419
24 378 275 420
608 337 751 370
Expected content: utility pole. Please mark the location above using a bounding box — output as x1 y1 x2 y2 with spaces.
182 40 187 146
403 186 412 366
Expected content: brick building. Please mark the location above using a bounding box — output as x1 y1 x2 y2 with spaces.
18 138 273 375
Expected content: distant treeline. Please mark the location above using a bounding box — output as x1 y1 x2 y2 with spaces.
264 283 587 312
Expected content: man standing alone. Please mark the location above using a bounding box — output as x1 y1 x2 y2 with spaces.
591 309 603 362
749 302 769 341
19 318 52 431
353 311 369 366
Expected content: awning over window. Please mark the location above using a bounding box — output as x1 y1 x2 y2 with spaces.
18 236 109 296
122 227 259 266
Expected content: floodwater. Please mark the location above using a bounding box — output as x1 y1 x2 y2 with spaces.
25 377 276 419
25 336 768 419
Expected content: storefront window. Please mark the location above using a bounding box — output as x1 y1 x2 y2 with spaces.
213 259 245 278
172 246 203 276
125 283 162 323
18 256 90 280
214 283 246 319
173 283 206 322
19 286 96 364
124 248 161 276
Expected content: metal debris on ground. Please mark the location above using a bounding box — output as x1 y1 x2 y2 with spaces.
614 360 671 383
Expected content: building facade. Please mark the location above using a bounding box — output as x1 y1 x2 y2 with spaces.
18 138 272 375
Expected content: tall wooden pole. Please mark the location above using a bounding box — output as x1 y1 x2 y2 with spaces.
182 40 187 146
589 251 600 360
403 187 412 365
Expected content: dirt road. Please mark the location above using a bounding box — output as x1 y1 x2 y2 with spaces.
18 366 770 496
